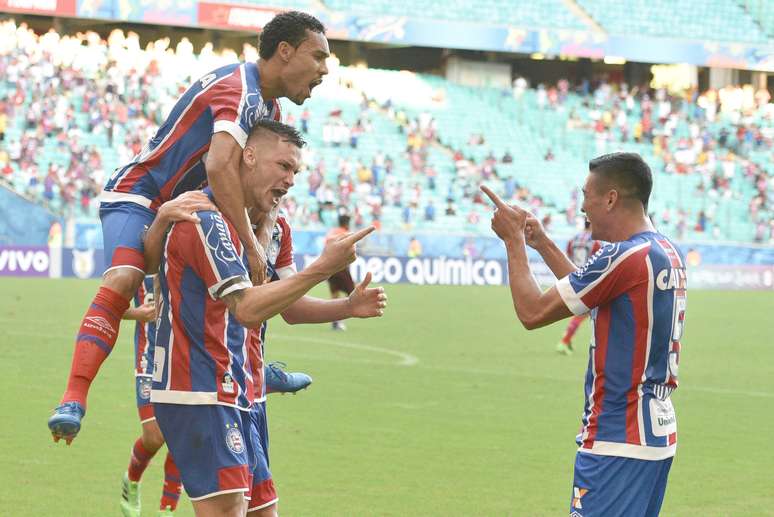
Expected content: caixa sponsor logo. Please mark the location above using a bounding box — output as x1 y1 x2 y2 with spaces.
0 247 49 275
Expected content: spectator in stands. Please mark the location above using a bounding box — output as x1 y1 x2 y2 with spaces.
424 200 435 222
407 237 422 258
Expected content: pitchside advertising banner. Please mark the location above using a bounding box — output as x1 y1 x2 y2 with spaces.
2 247 773 290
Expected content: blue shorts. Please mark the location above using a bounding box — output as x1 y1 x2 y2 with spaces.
247 402 278 511
570 452 672 517
135 376 154 423
154 403 258 501
99 201 156 274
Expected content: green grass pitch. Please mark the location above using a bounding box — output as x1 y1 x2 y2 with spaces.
1 278 773 516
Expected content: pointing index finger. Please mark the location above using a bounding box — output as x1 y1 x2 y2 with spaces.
341 225 375 245
480 185 508 209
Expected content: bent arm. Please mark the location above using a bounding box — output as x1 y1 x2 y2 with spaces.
534 236 578 280
223 267 331 328
206 132 260 274
143 212 173 274
503 237 573 330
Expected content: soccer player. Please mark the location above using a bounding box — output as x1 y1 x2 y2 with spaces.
49 10 330 442
152 121 379 516
556 221 602 355
120 275 315 517
244 203 386 515
121 275 182 517
324 212 356 330
481 152 686 517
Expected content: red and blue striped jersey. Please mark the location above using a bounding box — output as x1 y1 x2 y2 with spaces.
101 62 281 210
566 230 602 268
556 231 686 461
249 215 296 402
151 210 255 410
133 275 156 376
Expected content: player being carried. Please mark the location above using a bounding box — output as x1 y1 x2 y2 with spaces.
152 120 386 516
482 152 686 517
556 220 602 355
49 10 330 443
120 277 314 517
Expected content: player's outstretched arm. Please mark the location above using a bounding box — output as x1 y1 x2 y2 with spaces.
206 132 266 285
481 185 573 329
224 227 376 328
281 272 387 324
143 191 217 273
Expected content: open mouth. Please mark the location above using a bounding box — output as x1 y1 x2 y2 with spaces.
308 78 322 92
271 189 288 203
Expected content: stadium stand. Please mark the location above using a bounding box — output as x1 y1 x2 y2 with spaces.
0 20 772 244
575 0 769 43
323 0 588 30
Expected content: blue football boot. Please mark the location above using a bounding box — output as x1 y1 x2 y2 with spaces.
265 362 312 394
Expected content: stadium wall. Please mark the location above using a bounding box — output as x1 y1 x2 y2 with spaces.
0 185 59 246
3 245 772 290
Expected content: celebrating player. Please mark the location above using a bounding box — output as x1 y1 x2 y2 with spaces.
482 152 686 517
556 221 602 355
49 10 330 442
152 120 384 516
119 276 316 517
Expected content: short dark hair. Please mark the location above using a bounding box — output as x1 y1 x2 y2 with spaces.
338 213 351 228
253 119 306 148
588 152 652 209
259 11 325 59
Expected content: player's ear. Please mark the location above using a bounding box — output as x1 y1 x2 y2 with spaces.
606 189 618 212
277 40 294 63
243 145 256 167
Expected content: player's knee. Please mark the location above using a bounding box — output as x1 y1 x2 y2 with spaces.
103 268 144 299
141 421 165 451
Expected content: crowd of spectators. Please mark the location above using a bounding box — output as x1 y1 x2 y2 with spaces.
0 19 772 244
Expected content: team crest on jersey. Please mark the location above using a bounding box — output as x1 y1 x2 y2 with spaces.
72 249 95 279
225 426 244 454
572 487 588 509
222 374 235 394
138 377 152 400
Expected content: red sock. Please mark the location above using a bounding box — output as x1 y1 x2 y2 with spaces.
160 452 182 510
61 286 130 407
562 315 586 345
127 437 157 482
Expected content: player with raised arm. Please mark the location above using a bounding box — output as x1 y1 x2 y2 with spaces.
244 203 386 515
151 120 380 516
119 275 320 516
482 152 686 517
556 221 602 355
49 11 331 443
